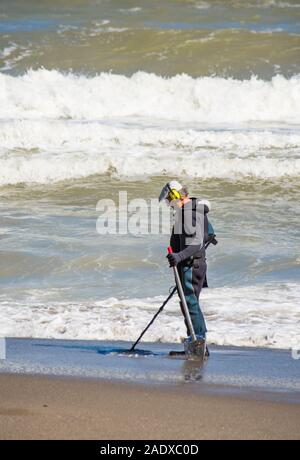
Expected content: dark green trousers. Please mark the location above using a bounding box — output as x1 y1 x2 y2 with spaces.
178 259 207 338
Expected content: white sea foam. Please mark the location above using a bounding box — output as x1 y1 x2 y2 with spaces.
231 0 300 8
56 24 80 35
192 2 211 10
0 123 299 184
0 44 19 71
118 7 142 13
0 44 18 59
0 283 299 350
257 1 300 8
0 44 32 72
1 119 299 152
1 70 299 123
0 70 299 184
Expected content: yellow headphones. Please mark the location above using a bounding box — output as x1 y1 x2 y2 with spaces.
167 184 181 201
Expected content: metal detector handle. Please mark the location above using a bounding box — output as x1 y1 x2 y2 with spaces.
167 246 197 342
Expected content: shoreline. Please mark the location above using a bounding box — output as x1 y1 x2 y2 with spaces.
0 338 300 400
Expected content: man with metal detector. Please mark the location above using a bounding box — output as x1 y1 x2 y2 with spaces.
159 180 217 360
127 180 216 359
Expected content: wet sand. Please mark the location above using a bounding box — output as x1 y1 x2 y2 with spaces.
1 338 300 397
0 338 299 439
0 373 300 440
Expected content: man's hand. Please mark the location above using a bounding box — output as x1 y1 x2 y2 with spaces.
167 252 181 267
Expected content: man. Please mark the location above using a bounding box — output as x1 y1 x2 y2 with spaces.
159 180 215 354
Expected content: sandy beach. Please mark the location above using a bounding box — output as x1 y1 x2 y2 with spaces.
0 373 300 440
0 338 299 440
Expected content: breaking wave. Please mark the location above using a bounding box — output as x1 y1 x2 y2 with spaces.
0 70 299 184
1 283 299 350
1 70 300 123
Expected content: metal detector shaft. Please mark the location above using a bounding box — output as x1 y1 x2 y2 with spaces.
168 246 197 342
128 285 177 352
